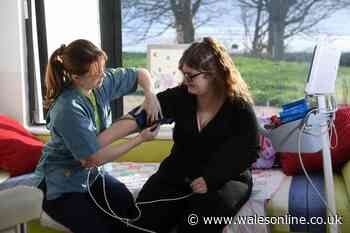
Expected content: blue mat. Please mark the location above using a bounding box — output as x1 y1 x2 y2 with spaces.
289 173 326 233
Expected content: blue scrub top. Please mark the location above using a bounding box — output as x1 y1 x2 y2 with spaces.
34 68 138 200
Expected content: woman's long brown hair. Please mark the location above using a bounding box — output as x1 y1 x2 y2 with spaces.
44 39 107 111
179 37 253 104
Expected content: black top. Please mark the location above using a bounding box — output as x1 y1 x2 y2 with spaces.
156 86 260 191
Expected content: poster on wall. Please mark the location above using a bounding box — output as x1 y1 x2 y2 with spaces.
147 44 189 93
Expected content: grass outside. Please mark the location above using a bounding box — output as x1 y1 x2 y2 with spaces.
123 52 350 107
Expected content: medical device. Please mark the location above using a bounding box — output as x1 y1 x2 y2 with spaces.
128 105 174 130
305 43 341 233
269 43 341 233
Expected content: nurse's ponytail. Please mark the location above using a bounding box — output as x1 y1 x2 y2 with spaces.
44 39 107 111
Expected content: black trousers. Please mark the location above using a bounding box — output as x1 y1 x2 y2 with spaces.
126 171 252 233
39 173 138 233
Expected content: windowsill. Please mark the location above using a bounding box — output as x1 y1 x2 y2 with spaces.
27 125 50 135
27 125 173 140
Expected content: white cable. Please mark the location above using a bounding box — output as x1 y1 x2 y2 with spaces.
329 116 338 150
137 193 194 205
296 106 337 138
86 168 194 233
297 109 338 219
87 168 156 233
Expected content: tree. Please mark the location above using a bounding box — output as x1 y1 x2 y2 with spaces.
122 0 221 43
239 0 267 55
237 0 350 59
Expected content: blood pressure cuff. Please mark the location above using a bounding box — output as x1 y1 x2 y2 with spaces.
127 105 174 130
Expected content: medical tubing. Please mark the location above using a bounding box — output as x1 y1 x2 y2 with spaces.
86 167 194 233
297 106 338 219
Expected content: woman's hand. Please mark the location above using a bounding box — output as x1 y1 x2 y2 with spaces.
143 91 162 124
138 124 160 142
137 68 162 124
191 177 208 194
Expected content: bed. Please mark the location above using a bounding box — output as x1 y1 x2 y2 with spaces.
0 162 285 233
2 161 350 233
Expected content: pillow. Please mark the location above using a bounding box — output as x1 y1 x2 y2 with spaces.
278 107 350 176
252 135 276 169
0 115 43 176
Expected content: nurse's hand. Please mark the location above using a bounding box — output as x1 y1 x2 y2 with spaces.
143 91 162 124
80 158 100 168
191 177 208 194
138 124 160 142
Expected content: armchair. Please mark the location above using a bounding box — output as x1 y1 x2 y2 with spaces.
0 186 43 233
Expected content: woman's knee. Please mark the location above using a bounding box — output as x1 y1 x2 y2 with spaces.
217 180 251 210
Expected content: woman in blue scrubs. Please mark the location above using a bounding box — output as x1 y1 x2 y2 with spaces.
34 39 161 233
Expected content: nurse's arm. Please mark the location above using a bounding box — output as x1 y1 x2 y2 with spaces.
80 124 159 167
97 118 138 147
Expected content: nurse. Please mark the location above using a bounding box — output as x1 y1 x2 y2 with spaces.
34 39 161 233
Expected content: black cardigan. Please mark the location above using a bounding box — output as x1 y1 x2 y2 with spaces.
155 86 260 191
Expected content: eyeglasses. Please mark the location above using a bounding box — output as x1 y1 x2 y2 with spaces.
182 71 209 81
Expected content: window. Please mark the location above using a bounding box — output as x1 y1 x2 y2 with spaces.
28 1 350 126
28 0 124 124
44 0 101 55
121 1 350 118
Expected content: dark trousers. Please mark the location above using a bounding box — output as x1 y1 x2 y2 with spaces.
127 171 252 233
40 173 138 233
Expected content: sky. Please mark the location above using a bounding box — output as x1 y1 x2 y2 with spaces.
121 2 350 53
43 0 350 54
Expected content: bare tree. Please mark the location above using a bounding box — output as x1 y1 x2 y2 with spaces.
237 0 350 59
122 0 222 43
239 0 268 55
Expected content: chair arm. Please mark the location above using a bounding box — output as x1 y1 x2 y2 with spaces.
0 186 43 230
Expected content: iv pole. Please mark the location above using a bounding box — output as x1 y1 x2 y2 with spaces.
317 95 338 233
305 43 341 233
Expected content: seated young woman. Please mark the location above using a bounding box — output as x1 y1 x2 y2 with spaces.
96 37 260 233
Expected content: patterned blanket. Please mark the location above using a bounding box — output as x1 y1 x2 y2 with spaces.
107 162 286 233
107 162 285 200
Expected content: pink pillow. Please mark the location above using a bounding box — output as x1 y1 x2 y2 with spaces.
0 115 43 176
252 135 276 169
279 107 350 176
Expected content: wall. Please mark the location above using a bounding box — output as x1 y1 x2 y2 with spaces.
0 0 29 125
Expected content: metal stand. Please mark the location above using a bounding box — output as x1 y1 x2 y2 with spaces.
317 95 339 233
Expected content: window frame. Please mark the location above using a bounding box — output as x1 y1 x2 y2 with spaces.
25 0 36 125
26 0 47 125
28 0 124 125
99 0 124 120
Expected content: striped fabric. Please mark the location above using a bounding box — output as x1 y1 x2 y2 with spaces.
267 173 350 233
